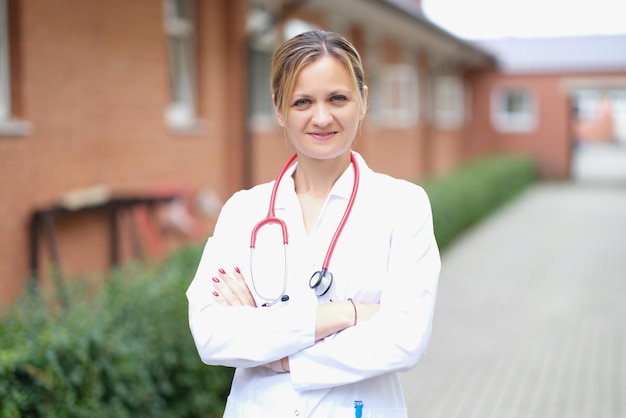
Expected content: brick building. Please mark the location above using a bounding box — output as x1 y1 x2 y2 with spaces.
1 0 625 305
472 35 626 177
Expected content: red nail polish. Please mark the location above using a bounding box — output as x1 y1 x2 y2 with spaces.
212 277 220 283
218 268 226 274
234 266 241 274
212 291 219 297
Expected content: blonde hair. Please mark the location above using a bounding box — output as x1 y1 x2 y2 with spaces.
271 30 366 118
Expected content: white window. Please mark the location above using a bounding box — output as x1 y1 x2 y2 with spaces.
163 0 199 132
433 75 465 130
491 87 537 133
611 90 626 144
574 90 601 121
249 46 275 129
372 64 419 128
283 18 317 41
0 0 8 122
247 8 278 130
0 0 30 136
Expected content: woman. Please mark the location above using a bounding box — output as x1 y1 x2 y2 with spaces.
186 30 440 417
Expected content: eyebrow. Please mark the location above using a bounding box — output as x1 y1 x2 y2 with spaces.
291 89 353 99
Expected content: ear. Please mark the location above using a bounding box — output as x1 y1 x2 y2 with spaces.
273 95 285 127
359 85 369 121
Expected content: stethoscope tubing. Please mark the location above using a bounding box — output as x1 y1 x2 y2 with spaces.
320 152 359 271
249 151 359 303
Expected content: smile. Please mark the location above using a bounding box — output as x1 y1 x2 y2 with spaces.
309 131 338 139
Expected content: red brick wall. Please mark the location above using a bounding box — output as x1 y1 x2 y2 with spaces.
0 0 248 304
467 70 573 178
0 1 506 306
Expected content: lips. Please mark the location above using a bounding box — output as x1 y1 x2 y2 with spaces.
309 131 338 140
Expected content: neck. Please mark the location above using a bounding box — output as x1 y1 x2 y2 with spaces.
293 152 351 198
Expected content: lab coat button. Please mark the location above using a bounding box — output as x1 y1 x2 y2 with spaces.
294 410 300 416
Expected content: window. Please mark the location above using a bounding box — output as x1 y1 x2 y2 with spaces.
0 0 8 122
247 8 278 130
0 0 30 136
283 18 317 41
611 90 626 144
433 75 465 130
248 46 275 129
574 90 601 121
491 87 537 133
371 64 419 128
163 0 199 132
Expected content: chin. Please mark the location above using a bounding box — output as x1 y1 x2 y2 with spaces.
296 142 352 160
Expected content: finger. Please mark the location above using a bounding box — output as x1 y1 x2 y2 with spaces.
219 268 257 307
212 276 242 306
231 267 257 306
211 290 228 307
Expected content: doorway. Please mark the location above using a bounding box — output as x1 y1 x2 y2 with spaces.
570 88 626 183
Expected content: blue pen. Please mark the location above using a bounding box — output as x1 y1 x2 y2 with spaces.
354 400 363 418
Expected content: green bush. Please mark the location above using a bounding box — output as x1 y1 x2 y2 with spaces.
0 246 233 418
421 154 536 249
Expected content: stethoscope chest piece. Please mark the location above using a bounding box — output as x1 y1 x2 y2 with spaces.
309 268 333 297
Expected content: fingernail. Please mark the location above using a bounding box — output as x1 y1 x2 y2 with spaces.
212 277 220 283
234 266 241 274
212 291 219 297
218 268 226 274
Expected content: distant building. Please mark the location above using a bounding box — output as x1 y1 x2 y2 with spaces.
470 35 626 176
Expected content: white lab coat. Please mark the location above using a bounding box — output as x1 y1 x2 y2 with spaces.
186 153 441 418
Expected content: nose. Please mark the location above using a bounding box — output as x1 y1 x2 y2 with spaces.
312 103 332 127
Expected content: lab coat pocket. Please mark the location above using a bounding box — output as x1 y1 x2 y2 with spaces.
336 407 407 418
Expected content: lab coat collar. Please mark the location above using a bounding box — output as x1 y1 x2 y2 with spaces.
273 152 368 210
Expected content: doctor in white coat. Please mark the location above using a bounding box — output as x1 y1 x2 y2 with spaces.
186 30 441 418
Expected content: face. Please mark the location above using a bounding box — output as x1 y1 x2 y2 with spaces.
275 55 368 162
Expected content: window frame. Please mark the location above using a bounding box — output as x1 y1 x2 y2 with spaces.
432 74 465 130
163 0 203 133
491 86 537 133
248 44 276 131
371 63 419 128
0 0 31 136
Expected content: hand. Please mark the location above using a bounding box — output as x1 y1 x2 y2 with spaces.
260 357 290 373
211 267 257 307
354 302 380 324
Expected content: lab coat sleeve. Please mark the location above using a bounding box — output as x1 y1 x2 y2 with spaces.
289 184 441 391
186 190 317 369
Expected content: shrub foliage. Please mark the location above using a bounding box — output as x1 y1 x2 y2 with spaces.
422 154 536 249
0 246 233 418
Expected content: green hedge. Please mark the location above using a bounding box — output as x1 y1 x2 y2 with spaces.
0 154 535 417
421 154 536 249
0 246 234 418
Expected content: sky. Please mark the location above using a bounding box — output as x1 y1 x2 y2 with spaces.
422 0 626 39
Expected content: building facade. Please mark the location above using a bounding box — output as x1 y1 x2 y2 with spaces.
2 0 625 305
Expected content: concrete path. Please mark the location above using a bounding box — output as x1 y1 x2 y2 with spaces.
401 183 626 418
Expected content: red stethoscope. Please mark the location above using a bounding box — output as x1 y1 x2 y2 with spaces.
249 151 360 307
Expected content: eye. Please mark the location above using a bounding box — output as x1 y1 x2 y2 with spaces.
330 95 347 103
293 98 311 107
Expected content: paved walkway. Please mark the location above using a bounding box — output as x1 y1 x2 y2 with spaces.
401 182 626 418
